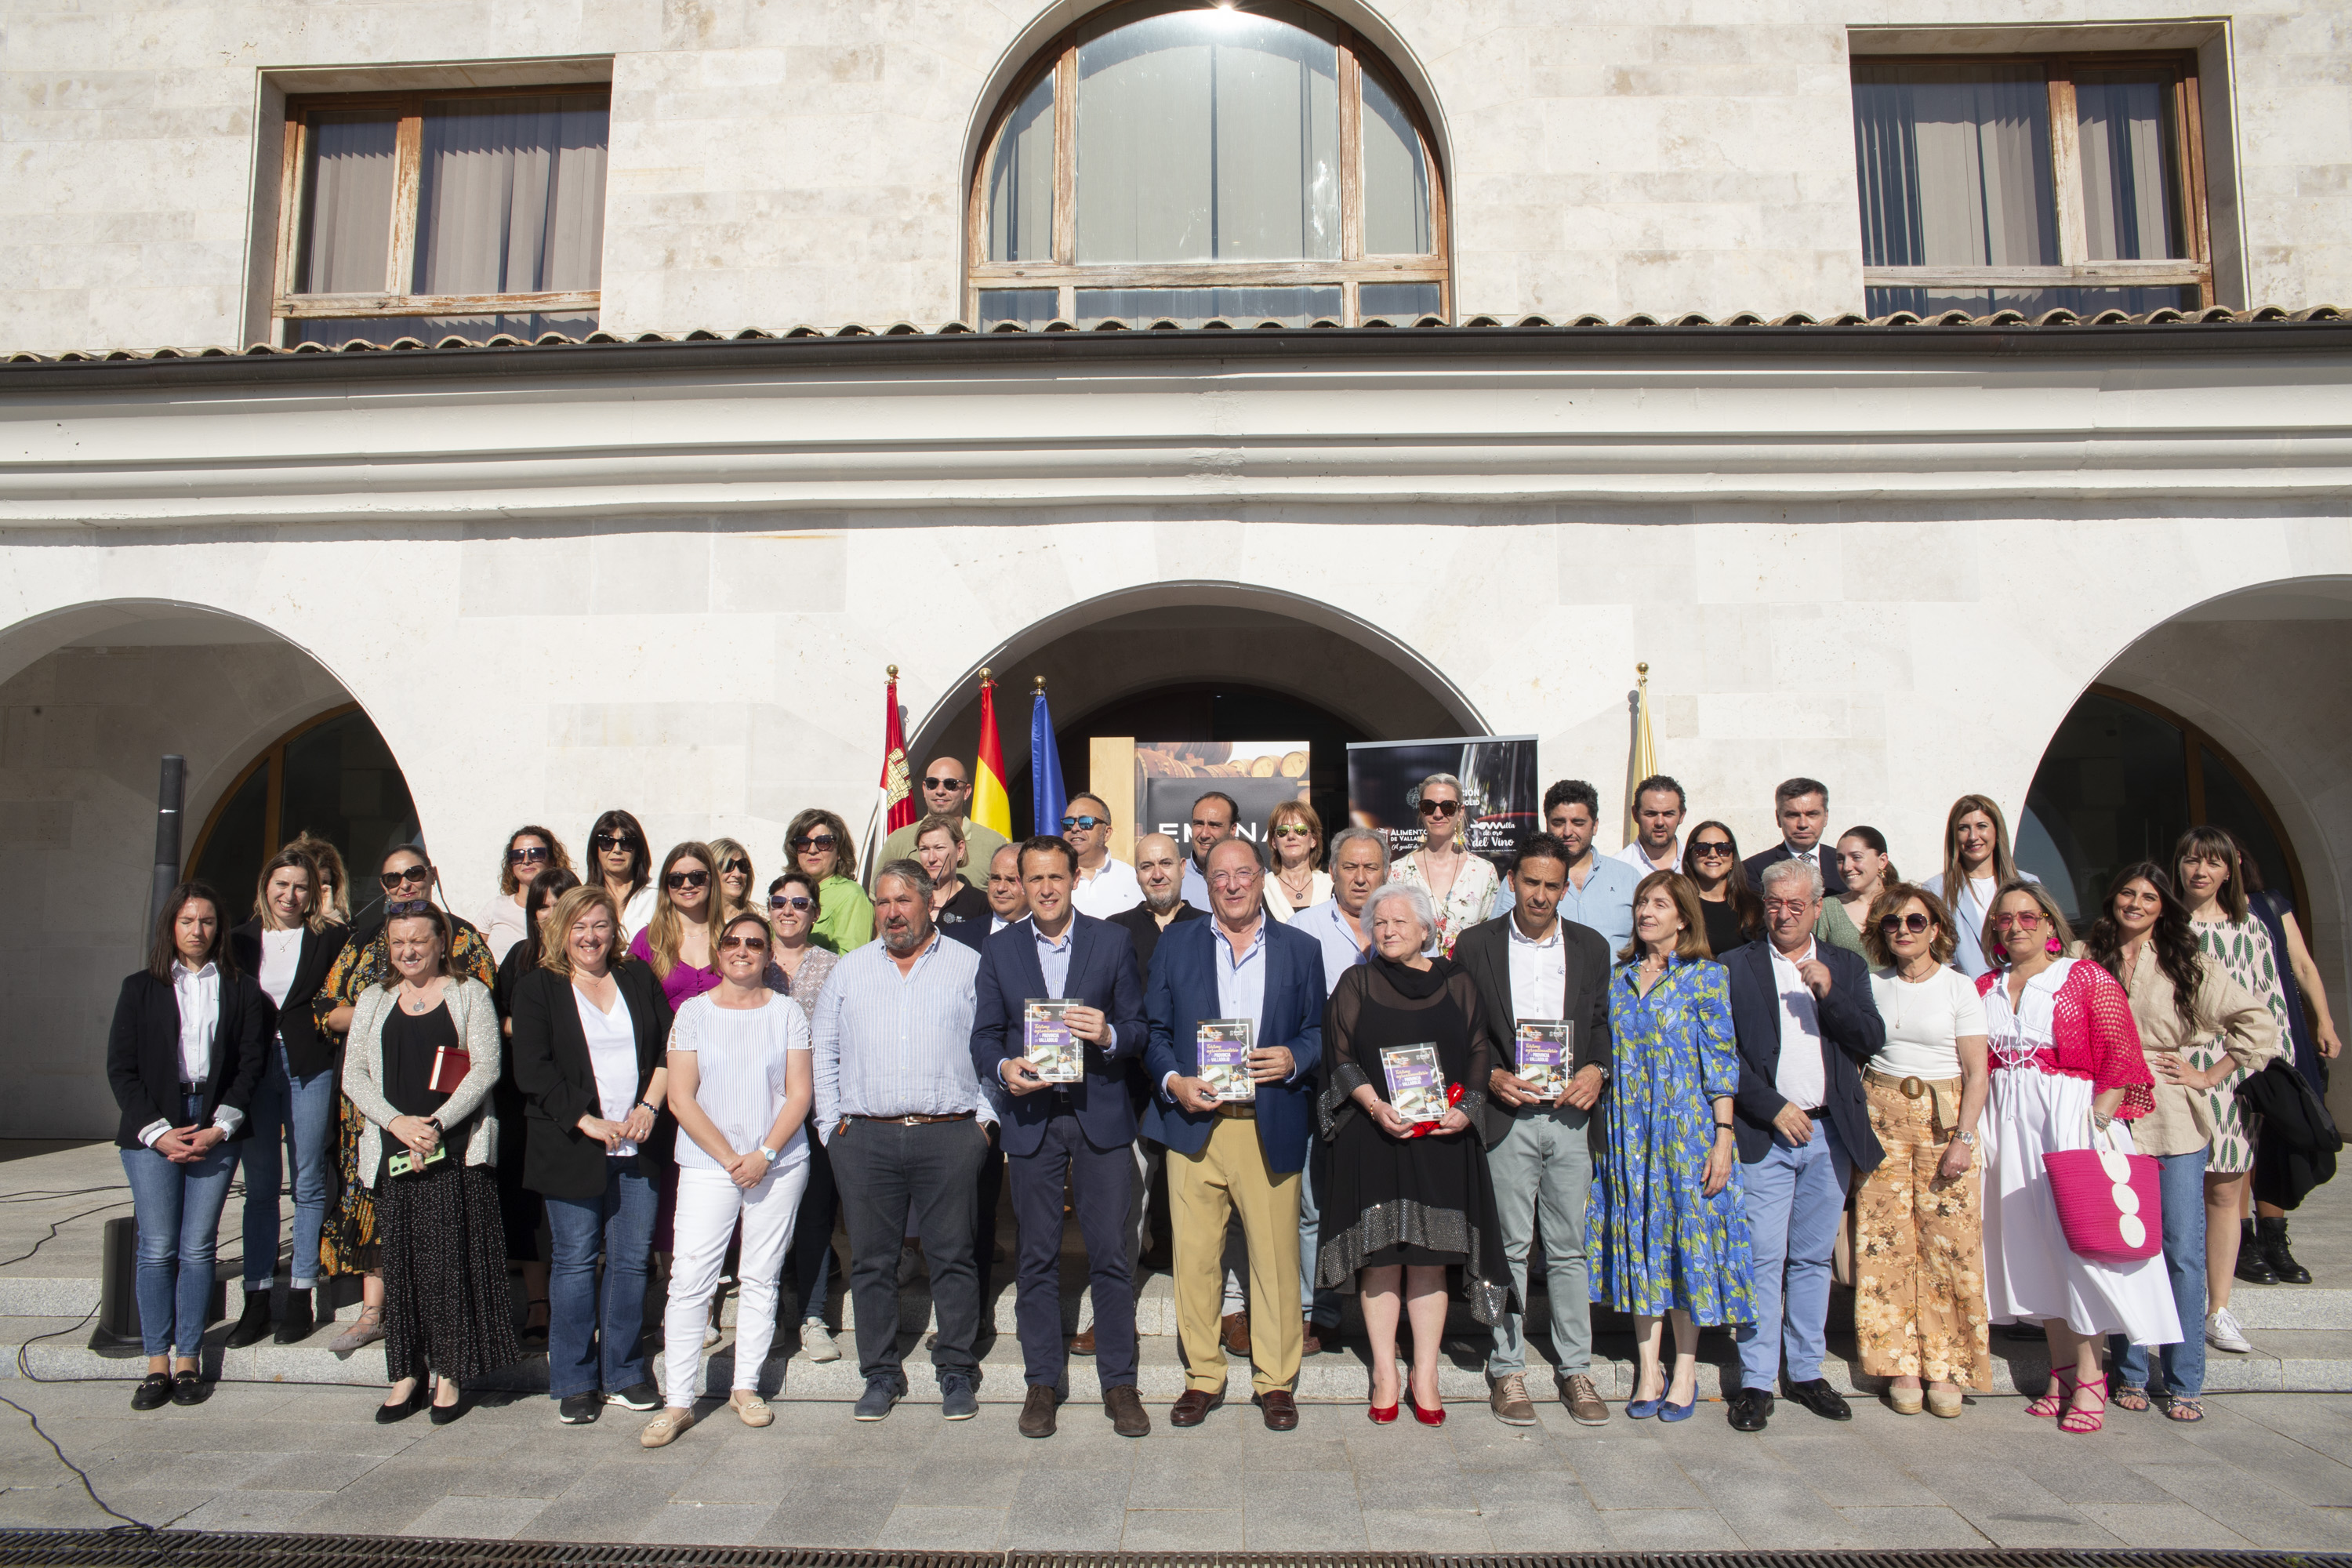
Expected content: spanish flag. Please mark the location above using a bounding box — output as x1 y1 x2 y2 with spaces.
972 670 1013 840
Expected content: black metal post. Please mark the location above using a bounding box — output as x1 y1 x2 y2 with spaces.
147 755 185 942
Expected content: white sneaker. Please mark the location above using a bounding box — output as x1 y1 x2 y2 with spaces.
702 1322 721 1348
2206 1305 2253 1353
800 1321 840 1363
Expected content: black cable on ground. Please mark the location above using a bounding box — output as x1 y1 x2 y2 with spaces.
0 1388 154 1534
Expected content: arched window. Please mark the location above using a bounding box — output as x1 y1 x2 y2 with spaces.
2021 684 2306 924
969 1 1447 329
189 705 419 913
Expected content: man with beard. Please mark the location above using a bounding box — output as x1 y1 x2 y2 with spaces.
812 860 992 1422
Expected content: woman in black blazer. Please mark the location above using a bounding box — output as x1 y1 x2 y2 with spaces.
225 847 350 1349
508 884 673 1425
107 881 268 1410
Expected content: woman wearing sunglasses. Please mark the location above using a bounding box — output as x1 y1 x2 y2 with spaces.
1852 884 1991 1417
627 843 726 1011
1976 880 2173 1436
708 838 758 921
477 826 575 964
2080 862 2277 1420
1261 800 1330 923
586 810 657 940
783 808 873 954
1680 822 1763 958
314 844 500 1354
1392 774 1497 956
764 869 846 1363
639 913 815 1446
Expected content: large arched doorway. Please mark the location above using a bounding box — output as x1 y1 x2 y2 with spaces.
907 586 1483 841
0 601 416 1138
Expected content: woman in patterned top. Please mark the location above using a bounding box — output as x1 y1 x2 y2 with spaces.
1391 773 1498 956
2174 827 2293 1354
315 844 499 1354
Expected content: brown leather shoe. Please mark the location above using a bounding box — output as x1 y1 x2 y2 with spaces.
1104 1384 1150 1438
1170 1388 1225 1426
1562 1374 1610 1426
1069 1326 1096 1356
1489 1371 1537 1426
1018 1385 1058 1438
1221 1312 1250 1354
1254 1389 1299 1431
1301 1318 1323 1356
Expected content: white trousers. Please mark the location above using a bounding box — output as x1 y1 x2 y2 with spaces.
664 1156 808 1403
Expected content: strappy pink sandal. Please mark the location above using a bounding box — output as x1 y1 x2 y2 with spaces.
2060 1374 2108 1434
2026 1368 2075 1418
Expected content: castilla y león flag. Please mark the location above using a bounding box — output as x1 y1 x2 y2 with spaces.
973 671 1012 841
880 666 915 835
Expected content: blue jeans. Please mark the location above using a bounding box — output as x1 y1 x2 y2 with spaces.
2112 1146 2209 1396
544 1156 656 1399
1736 1117 1850 1391
121 1104 238 1358
239 1041 336 1290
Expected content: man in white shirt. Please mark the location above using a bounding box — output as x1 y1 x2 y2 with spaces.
985 844 1028 935
1178 792 1240 913
1063 793 1144 919
1721 858 1885 1433
1742 776 1847 897
1612 775 1687 874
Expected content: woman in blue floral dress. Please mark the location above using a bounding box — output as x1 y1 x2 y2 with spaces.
1588 870 1755 1419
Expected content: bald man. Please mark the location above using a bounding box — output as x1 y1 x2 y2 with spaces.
880 755 1010 890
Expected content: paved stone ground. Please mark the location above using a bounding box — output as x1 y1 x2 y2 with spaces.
5 1376 2352 1551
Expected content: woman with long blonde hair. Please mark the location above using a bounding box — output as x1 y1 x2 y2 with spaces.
628 842 725 1011
1922 795 2037 978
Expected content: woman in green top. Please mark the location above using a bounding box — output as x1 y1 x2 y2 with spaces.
785 808 872 953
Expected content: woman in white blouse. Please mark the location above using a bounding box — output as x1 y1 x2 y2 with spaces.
1392 773 1498 955
1261 800 1332 922
638 912 815 1446
476 826 572 964
1852 883 1991 1417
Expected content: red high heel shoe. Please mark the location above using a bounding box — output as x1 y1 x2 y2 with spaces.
1367 1400 1399 1424
1406 1395 1446 1427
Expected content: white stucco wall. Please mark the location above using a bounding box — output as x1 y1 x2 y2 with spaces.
5 0 2350 353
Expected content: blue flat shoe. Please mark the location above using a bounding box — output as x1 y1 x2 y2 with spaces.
1658 1396 1697 1422
1626 1396 1662 1419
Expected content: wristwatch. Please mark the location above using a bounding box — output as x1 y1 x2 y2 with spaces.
757 1144 780 1164
1951 1129 1977 1147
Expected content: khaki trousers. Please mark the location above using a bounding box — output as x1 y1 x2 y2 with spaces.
1170 1113 1301 1395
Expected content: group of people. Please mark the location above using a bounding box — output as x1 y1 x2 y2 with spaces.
103 757 2337 1442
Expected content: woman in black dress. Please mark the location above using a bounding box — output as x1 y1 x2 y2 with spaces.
1681 820 1761 958
344 903 518 1424
1317 881 1510 1427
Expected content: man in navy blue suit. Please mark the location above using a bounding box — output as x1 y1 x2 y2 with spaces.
1722 857 1885 1433
972 836 1151 1440
1145 837 1323 1432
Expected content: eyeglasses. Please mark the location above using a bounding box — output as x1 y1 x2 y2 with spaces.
1993 911 2045 932
591 833 639 852
768 895 813 913
665 869 710 890
1878 913 1933 938
1208 870 1258 889
922 776 967 792
792 834 837 852
508 845 550 866
718 935 769 953
1763 899 1812 916
720 857 750 875
1061 815 1105 832
1272 825 1314 840
1689 842 1733 859
379 866 431 890
1418 799 1461 818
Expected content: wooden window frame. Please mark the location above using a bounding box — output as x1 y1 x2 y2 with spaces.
272 84 609 337
1857 52 2212 308
965 3 1449 327
185 702 361 878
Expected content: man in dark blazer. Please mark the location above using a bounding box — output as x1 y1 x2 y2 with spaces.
1723 856 1885 1433
1455 833 1615 1428
1144 837 1323 1432
971 836 1151 1440
1741 775 1848 897
1109 833 1203 975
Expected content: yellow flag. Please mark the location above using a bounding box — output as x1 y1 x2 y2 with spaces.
1624 662 1657 849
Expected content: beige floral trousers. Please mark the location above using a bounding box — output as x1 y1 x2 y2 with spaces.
1853 1073 1994 1388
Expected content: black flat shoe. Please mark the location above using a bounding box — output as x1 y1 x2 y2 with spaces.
1726 1387 1772 1432
130 1374 172 1412
1785 1377 1853 1421
376 1382 429 1425
169 1370 208 1406
225 1290 274 1349
274 1289 314 1345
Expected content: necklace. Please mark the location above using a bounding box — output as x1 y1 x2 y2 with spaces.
400 982 437 1014
1279 863 1314 902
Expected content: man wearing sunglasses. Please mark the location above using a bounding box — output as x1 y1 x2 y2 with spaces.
879 757 1009 891
1721 858 1886 1433
1062 793 1144 920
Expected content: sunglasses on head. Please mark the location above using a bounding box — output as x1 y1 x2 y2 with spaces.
720 857 750 875
718 933 769 953
508 845 550 865
792 834 837 852
1418 799 1461 818
1690 840 1733 858
384 899 434 919
769 895 813 913
380 865 432 889
923 776 967 792
665 869 710 890
592 833 639 852
1878 912 1933 937
1060 815 1105 832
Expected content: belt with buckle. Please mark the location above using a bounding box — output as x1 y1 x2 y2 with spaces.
1216 1103 1257 1119
851 1111 975 1126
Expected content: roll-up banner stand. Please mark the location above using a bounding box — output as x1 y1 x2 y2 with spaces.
1345 735 1540 875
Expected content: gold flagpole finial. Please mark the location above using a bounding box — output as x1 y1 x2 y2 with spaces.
887 664 898 680
979 666 993 688
1637 661 1649 683
1034 674 1046 692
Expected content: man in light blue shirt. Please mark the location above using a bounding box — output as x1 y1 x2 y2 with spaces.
1546 779 1639 953
1178 791 1240 913
812 858 992 1423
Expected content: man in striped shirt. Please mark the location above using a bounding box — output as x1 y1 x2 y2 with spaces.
813 858 994 1422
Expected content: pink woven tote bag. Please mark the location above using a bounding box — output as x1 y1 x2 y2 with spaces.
2042 1138 2164 1262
